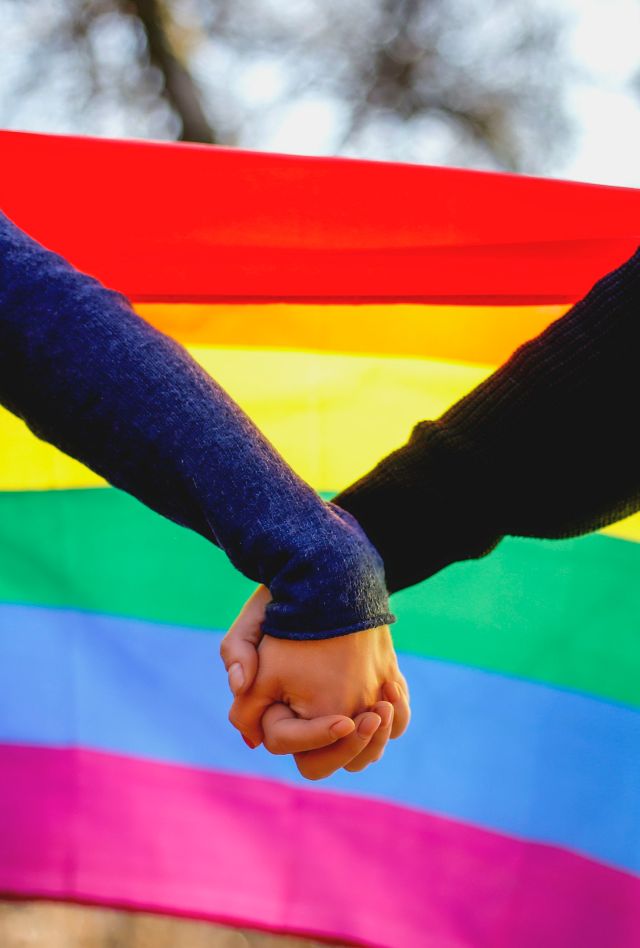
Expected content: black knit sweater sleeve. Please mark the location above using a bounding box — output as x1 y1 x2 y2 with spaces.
333 246 640 594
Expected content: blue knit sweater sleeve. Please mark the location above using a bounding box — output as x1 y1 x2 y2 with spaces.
0 211 394 639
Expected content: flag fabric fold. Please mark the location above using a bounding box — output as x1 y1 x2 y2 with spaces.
1 130 639 948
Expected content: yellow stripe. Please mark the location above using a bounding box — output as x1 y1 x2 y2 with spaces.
0 409 105 489
602 513 640 544
1 343 637 544
135 302 568 366
0 347 489 491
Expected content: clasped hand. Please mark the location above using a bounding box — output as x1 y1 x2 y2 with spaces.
220 586 410 780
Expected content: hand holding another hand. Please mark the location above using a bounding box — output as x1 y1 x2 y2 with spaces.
220 586 410 780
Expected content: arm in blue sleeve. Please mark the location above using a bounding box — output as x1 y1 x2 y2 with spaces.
0 211 394 639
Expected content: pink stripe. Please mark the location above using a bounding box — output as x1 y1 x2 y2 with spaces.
1 744 638 948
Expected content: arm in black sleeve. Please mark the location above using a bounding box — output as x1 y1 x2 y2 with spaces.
0 211 394 638
334 246 640 593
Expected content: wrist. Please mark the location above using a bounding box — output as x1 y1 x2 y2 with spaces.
262 502 395 640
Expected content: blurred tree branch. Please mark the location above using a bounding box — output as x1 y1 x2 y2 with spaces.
1 0 572 171
122 0 216 143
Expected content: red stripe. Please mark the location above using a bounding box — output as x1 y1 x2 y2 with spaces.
1 131 639 305
1 744 638 948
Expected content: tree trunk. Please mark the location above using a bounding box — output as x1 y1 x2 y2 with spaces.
127 0 216 143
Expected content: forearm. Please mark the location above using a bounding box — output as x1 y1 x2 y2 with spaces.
334 247 640 593
0 211 394 637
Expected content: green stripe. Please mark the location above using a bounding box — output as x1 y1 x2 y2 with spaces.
0 487 254 630
1 488 639 708
391 534 640 709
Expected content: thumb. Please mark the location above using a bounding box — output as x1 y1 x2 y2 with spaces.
262 703 356 755
220 585 271 696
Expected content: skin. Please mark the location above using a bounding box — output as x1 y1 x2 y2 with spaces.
219 585 411 780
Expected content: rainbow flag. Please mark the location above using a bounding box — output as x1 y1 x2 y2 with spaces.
1 131 640 947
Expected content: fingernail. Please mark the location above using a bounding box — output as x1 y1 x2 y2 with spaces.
379 705 393 729
228 663 244 693
358 714 381 739
330 719 355 739
242 735 256 749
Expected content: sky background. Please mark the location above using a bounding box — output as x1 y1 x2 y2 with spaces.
552 0 640 187
230 0 640 189
1 0 639 189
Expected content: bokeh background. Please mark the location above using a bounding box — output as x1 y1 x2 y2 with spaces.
1 2 639 946
1 0 639 184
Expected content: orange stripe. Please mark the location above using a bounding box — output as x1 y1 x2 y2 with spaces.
134 302 569 365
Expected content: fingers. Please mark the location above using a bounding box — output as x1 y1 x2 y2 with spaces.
220 585 271 696
261 703 355 754
383 679 411 739
293 710 382 781
340 680 410 774
343 700 394 773
220 638 257 697
228 689 274 749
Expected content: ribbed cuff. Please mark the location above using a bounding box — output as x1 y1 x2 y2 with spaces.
262 613 396 640
262 504 396 639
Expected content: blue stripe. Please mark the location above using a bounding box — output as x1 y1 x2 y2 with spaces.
1 602 640 872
